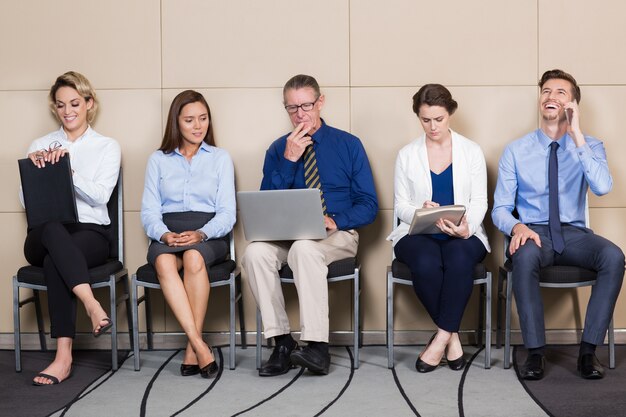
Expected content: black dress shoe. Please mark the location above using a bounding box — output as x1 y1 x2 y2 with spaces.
290 345 330 375
200 346 219 379
577 353 604 380
520 353 545 380
180 364 200 376
446 354 466 371
415 333 441 373
259 339 298 377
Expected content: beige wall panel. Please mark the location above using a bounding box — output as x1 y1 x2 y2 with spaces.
161 0 349 88
351 86 538 211
578 87 626 207
538 0 626 85
350 0 537 86
0 91 59 212
160 88 350 193
96 90 163 211
0 0 161 90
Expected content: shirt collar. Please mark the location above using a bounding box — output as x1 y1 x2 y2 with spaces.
174 141 212 156
310 119 328 144
536 128 569 150
57 125 92 143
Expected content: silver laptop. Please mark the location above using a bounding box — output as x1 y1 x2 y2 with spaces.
237 189 327 241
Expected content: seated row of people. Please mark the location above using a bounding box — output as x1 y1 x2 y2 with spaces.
23 70 623 386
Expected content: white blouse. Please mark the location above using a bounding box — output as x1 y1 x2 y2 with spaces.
25 126 121 225
387 130 490 252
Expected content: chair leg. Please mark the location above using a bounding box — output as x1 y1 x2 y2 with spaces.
229 274 236 370
256 308 262 369
386 274 393 369
476 282 485 347
145 288 154 350
123 276 133 352
484 273 492 369
13 277 22 372
504 269 513 369
609 317 615 369
132 277 141 371
33 290 47 351
495 267 505 349
109 277 118 371
353 268 360 369
236 275 247 349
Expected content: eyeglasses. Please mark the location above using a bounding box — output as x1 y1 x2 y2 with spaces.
38 140 62 154
284 98 319 114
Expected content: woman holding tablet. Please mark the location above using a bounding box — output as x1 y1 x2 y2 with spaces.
24 71 121 385
387 84 490 372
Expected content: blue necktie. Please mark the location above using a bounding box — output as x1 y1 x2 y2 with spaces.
549 141 565 254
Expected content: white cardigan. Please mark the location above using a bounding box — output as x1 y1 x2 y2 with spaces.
387 130 490 252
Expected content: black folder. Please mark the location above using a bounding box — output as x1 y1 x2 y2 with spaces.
18 155 78 228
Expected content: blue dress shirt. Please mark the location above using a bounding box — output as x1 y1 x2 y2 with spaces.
261 120 378 230
492 129 612 235
141 142 236 242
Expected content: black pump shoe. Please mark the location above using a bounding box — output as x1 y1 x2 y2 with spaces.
200 347 219 379
180 364 200 376
446 354 466 371
415 333 441 373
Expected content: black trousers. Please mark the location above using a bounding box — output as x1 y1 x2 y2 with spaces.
394 234 487 332
24 222 110 338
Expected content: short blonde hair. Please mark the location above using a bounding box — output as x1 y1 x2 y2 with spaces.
48 71 99 124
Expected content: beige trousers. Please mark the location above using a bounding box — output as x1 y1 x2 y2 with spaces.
242 230 359 342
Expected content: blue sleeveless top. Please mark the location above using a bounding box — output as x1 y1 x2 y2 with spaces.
430 164 453 240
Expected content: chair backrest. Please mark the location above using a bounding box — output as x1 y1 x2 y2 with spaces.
106 168 124 264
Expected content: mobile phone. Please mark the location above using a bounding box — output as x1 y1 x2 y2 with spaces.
565 108 573 125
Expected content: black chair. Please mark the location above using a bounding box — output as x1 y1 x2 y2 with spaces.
13 169 131 372
255 258 361 368
496 234 615 369
386 215 492 369
131 233 246 370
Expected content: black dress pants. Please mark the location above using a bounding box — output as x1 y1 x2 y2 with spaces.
24 222 110 338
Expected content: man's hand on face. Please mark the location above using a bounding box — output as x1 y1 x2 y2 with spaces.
284 122 313 162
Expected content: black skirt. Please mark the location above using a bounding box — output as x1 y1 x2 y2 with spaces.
147 211 229 266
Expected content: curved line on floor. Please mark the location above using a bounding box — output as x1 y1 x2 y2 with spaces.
314 346 355 416
139 349 181 417
170 347 224 416
512 346 555 417
457 346 484 417
54 350 131 417
230 367 305 416
391 364 421 416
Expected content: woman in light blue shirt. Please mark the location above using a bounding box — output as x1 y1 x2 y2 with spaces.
141 90 236 379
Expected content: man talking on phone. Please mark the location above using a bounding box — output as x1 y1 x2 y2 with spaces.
492 69 624 380
243 74 378 376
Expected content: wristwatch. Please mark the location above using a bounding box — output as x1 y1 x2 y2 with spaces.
197 230 208 241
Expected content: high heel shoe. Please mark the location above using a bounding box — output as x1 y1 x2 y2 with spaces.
445 345 466 371
415 333 442 373
445 354 466 371
180 364 200 376
199 346 219 379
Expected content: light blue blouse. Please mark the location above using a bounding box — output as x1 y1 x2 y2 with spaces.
141 142 236 242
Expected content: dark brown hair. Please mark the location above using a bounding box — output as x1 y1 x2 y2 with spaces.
283 74 321 102
539 69 581 103
412 84 458 116
160 90 214 153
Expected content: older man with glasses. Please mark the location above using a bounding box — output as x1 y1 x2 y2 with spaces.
243 74 378 376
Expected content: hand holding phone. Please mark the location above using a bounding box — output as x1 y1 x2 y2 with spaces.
565 108 573 125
